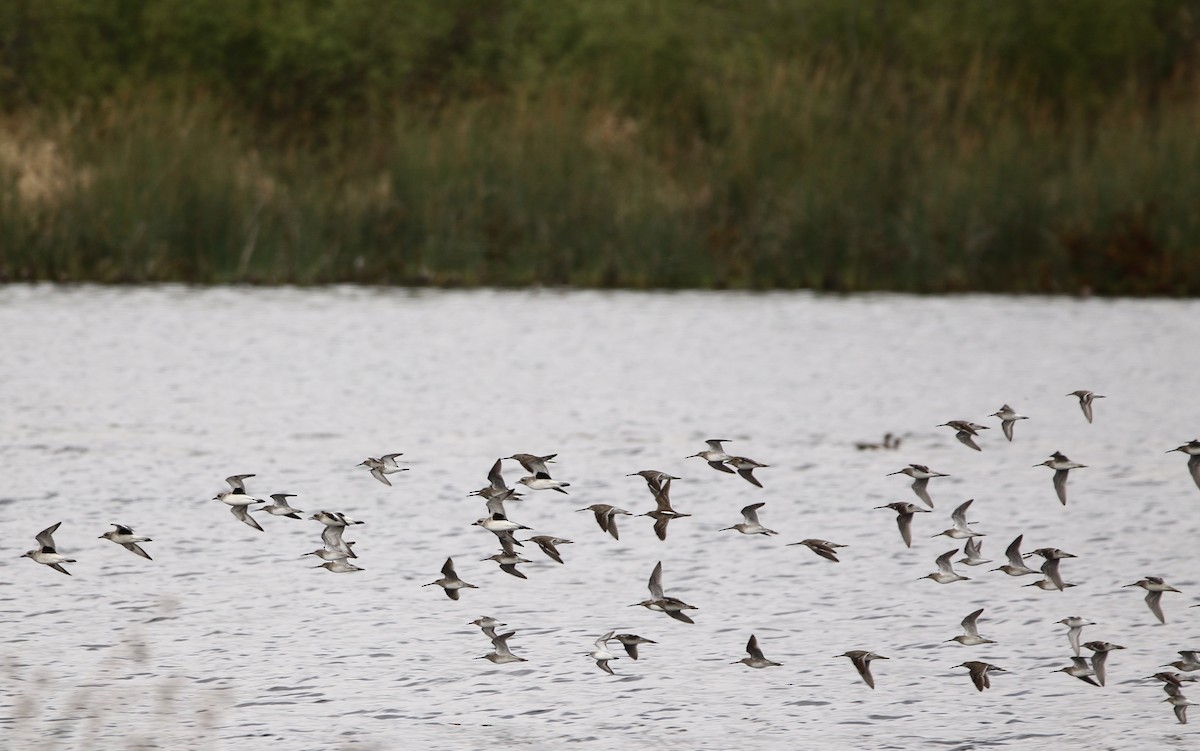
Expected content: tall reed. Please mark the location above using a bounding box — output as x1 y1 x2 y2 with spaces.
2 61 1199 292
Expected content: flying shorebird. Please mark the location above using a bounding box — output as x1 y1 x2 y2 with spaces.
358 453 407 486
922 549 970 584
947 608 995 646
526 535 572 564
481 630 527 664
736 635 782 668
990 404 1029 442
1168 441 1200 492
614 634 656 660
320 524 356 558
931 499 984 540
638 478 691 541
314 559 363 573
470 616 505 639
518 475 571 494
1162 651 1200 672
1153 673 1198 703
787 538 847 562
1165 694 1195 725
252 493 305 519
1156 669 1200 685
630 561 698 624
1057 616 1095 656
1025 578 1078 591
1153 672 1198 702
21 522 76 575
472 512 531 537
1068 390 1105 423
957 537 991 567
886 464 948 508
956 661 1006 692
302 542 357 561
936 420 989 451
577 504 632 540
98 524 153 560
1082 641 1124 687
1025 547 1077 591
1125 577 1181 624
471 459 524 503
991 535 1038 576
506 453 557 479
213 473 260 501
838 650 887 688
213 474 266 531
310 511 365 527
686 439 736 474
627 470 681 489
1055 656 1100 686
1035 452 1086 505
725 456 768 488
721 502 777 536
588 631 619 675
424 557 478 600
1024 546 1078 564
482 536 532 579
874 501 931 548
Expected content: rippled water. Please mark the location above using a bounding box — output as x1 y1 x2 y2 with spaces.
1 286 1198 749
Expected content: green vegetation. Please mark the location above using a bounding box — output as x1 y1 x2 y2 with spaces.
2 0 1200 292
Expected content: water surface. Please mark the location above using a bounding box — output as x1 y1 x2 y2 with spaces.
1 287 1197 749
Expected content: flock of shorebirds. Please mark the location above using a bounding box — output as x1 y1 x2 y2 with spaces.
17 388 1200 725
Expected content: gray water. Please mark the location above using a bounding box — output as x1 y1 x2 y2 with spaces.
1 286 1198 750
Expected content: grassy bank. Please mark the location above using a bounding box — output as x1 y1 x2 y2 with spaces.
2 1 1200 292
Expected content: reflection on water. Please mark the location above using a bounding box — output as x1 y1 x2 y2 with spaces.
1 286 1198 749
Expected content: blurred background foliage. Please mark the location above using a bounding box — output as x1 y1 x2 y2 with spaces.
1 0 1198 291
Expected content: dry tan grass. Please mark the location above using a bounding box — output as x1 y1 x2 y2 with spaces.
0 124 81 208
